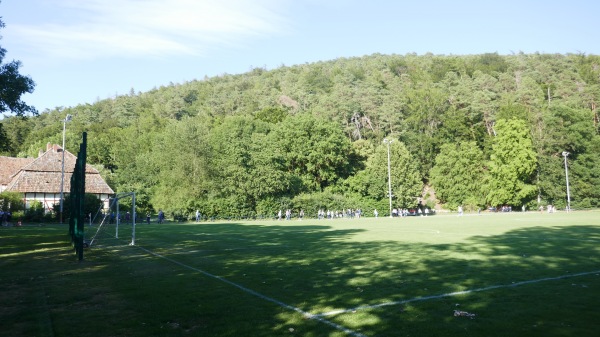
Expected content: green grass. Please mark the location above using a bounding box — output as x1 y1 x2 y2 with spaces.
1 211 599 336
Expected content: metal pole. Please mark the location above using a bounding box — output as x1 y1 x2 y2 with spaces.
59 114 72 223
562 151 571 212
116 201 120 239
384 139 393 218
131 192 136 246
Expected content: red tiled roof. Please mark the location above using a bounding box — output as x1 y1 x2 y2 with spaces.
2 144 114 194
0 156 35 185
21 145 99 174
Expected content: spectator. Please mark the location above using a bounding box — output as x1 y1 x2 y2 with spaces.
158 210 165 223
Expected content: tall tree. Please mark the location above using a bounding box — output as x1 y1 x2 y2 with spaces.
0 122 12 154
486 118 537 207
570 137 600 208
401 84 448 177
204 115 290 214
270 114 356 191
430 141 486 209
345 139 421 208
150 117 211 213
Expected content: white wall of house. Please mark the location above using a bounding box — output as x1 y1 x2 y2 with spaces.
23 192 113 213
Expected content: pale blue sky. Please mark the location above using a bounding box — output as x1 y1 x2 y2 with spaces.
1 0 599 113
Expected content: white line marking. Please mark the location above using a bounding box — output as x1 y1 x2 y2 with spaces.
315 270 600 317
134 246 368 337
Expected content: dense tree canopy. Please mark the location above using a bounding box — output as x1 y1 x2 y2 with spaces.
2 52 600 217
486 118 538 207
345 139 421 208
430 141 486 210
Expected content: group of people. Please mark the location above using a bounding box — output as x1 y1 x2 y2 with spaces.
317 209 363 219
391 208 432 217
278 209 304 220
276 209 366 220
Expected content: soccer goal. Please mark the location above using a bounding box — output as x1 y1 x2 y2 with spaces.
88 192 137 247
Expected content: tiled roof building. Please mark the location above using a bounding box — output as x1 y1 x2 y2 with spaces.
0 143 114 211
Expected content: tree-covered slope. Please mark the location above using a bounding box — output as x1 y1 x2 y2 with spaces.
2 52 599 216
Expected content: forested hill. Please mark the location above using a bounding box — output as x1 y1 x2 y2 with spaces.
2 52 600 217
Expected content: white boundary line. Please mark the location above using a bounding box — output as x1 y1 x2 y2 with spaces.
134 246 368 337
315 270 600 317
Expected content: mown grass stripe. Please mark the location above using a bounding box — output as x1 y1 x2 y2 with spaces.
134 245 368 337
316 269 600 317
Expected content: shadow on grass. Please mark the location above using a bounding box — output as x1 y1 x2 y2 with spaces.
1 219 599 336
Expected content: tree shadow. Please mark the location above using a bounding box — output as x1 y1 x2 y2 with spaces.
3 221 599 336
132 221 600 336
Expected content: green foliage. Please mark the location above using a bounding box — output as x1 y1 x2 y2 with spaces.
0 123 13 155
290 191 347 216
474 52 509 75
24 201 46 222
0 191 25 212
0 18 37 116
570 138 600 208
401 85 449 177
430 141 486 209
486 119 538 206
2 52 600 216
149 118 211 213
53 193 103 221
254 106 288 123
346 139 421 208
270 114 356 191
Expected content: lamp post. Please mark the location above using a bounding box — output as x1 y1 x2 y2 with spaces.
383 138 393 218
59 114 73 223
562 151 571 212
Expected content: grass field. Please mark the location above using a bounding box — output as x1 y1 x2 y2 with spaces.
1 211 599 337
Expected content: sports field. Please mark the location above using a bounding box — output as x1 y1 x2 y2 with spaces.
2 211 599 336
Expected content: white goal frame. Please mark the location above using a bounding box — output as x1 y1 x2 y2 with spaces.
89 192 137 247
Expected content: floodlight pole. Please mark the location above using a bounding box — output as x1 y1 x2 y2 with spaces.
562 151 571 212
59 114 73 224
130 192 136 246
115 201 120 238
383 138 393 218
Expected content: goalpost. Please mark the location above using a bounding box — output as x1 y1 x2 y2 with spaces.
89 192 137 247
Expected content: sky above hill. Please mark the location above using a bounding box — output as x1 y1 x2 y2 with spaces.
2 0 599 114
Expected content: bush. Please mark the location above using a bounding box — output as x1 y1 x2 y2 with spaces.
0 191 25 212
11 210 25 222
24 201 46 222
290 191 381 217
52 193 103 221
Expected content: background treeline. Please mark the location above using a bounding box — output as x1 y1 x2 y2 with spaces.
2 52 599 218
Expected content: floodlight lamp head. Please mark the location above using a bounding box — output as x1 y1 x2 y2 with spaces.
562 151 569 157
65 114 73 122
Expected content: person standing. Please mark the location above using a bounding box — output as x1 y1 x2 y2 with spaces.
195 210 200 222
373 209 378 218
146 212 151 224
